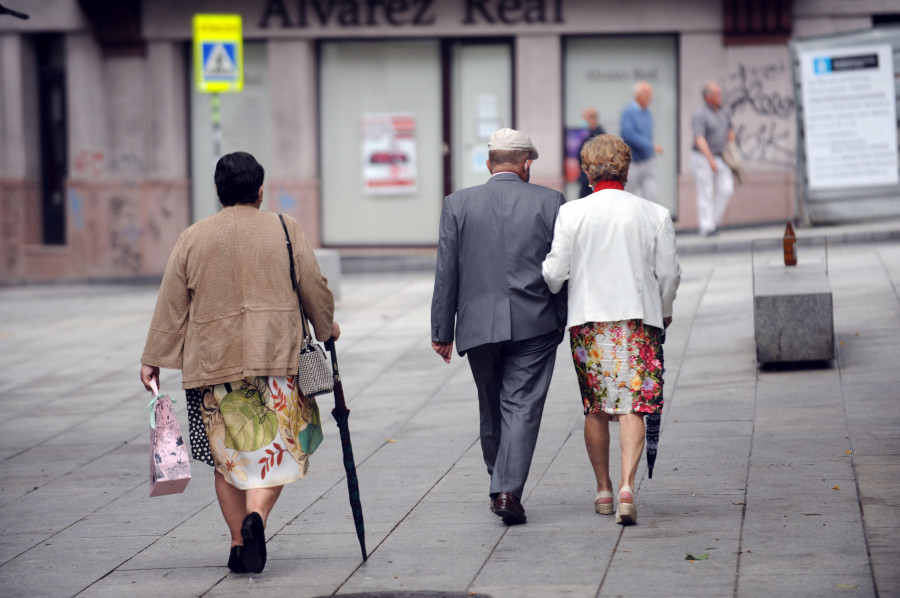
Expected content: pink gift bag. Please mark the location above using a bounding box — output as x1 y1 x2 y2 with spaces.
147 381 191 497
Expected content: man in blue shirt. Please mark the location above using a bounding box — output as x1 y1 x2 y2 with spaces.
620 81 662 204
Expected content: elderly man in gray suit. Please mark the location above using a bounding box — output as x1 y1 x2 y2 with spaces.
431 128 567 525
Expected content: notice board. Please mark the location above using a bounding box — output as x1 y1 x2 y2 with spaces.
791 28 900 224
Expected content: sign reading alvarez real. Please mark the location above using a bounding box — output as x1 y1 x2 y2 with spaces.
194 14 244 93
259 0 564 28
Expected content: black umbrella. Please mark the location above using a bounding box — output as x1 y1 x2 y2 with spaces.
645 414 660 479
324 338 367 562
645 331 666 479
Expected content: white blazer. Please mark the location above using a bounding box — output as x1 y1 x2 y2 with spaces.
542 188 681 330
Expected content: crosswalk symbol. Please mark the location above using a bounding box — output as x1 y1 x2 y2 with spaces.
193 14 243 93
203 43 237 80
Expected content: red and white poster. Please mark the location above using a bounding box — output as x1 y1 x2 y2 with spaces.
361 113 418 196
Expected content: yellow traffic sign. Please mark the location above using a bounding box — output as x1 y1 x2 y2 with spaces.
193 14 243 93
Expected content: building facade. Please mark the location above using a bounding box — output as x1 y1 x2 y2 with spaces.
0 0 896 283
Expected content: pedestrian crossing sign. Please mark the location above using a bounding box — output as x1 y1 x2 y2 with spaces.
193 14 243 93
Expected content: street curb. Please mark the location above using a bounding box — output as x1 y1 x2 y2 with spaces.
677 226 900 255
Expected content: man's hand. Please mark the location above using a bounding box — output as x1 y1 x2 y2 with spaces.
432 341 453 364
140 364 160 392
663 316 673 329
654 144 663 154
695 135 717 172
331 320 342 341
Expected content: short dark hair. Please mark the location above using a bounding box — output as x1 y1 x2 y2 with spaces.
488 149 530 168
214 152 265 206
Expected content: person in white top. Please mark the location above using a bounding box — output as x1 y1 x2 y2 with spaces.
542 134 681 525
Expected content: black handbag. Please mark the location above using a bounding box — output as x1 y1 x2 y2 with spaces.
278 214 334 397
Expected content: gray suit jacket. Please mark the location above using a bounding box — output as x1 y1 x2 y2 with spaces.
431 172 567 355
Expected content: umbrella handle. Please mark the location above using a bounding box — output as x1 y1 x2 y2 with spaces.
324 337 339 378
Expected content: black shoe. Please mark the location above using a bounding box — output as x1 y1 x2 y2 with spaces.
240 512 267 574
227 545 247 573
491 491 527 525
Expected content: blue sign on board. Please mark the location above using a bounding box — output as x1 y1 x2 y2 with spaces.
813 57 832 74
201 42 239 81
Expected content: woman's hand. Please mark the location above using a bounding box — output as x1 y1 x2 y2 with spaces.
663 316 672 329
140 364 160 392
331 320 341 341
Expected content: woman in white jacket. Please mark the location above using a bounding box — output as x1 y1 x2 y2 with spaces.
542 134 681 525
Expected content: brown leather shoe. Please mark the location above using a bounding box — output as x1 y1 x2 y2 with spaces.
491 491 526 525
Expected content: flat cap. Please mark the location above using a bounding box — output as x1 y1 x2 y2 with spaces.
488 128 539 160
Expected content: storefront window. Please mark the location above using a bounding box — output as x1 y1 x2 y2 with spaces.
564 35 678 215
320 40 443 245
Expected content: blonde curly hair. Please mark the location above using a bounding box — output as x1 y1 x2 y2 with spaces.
581 134 631 185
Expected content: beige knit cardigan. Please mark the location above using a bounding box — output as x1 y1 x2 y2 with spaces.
141 205 335 389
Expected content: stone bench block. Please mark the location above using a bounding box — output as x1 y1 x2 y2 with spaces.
754 265 834 363
314 249 342 302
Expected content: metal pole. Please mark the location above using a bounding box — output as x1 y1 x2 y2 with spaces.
211 92 222 158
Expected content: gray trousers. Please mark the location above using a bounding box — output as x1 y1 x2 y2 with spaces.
466 329 562 499
625 156 658 204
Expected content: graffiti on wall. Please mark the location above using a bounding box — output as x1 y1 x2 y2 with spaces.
66 188 104 272
724 59 796 169
74 150 146 178
109 195 142 274
143 186 177 245
74 150 105 178
68 189 85 230
108 153 145 176
2 190 23 278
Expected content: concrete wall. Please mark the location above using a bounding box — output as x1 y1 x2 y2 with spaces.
0 17 190 284
64 34 190 282
516 34 562 189
1 34 42 278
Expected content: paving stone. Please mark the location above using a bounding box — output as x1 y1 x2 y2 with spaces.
600 536 738 597
77 567 228 598
735 574 874 598
1 236 899 596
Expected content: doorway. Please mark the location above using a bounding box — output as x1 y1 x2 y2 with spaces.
449 40 513 194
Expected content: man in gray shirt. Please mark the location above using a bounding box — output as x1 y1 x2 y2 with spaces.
691 82 735 236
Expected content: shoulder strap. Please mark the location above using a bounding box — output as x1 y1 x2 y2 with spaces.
278 214 311 341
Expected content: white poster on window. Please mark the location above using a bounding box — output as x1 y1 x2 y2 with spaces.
800 44 899 190
361 113 418 196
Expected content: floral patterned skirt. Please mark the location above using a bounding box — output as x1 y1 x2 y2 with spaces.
569 319 665 417
185 375 323 490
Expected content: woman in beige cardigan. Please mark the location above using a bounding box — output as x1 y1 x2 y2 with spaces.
140 152 339 574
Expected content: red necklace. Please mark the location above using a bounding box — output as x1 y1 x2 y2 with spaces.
592 181 625 192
